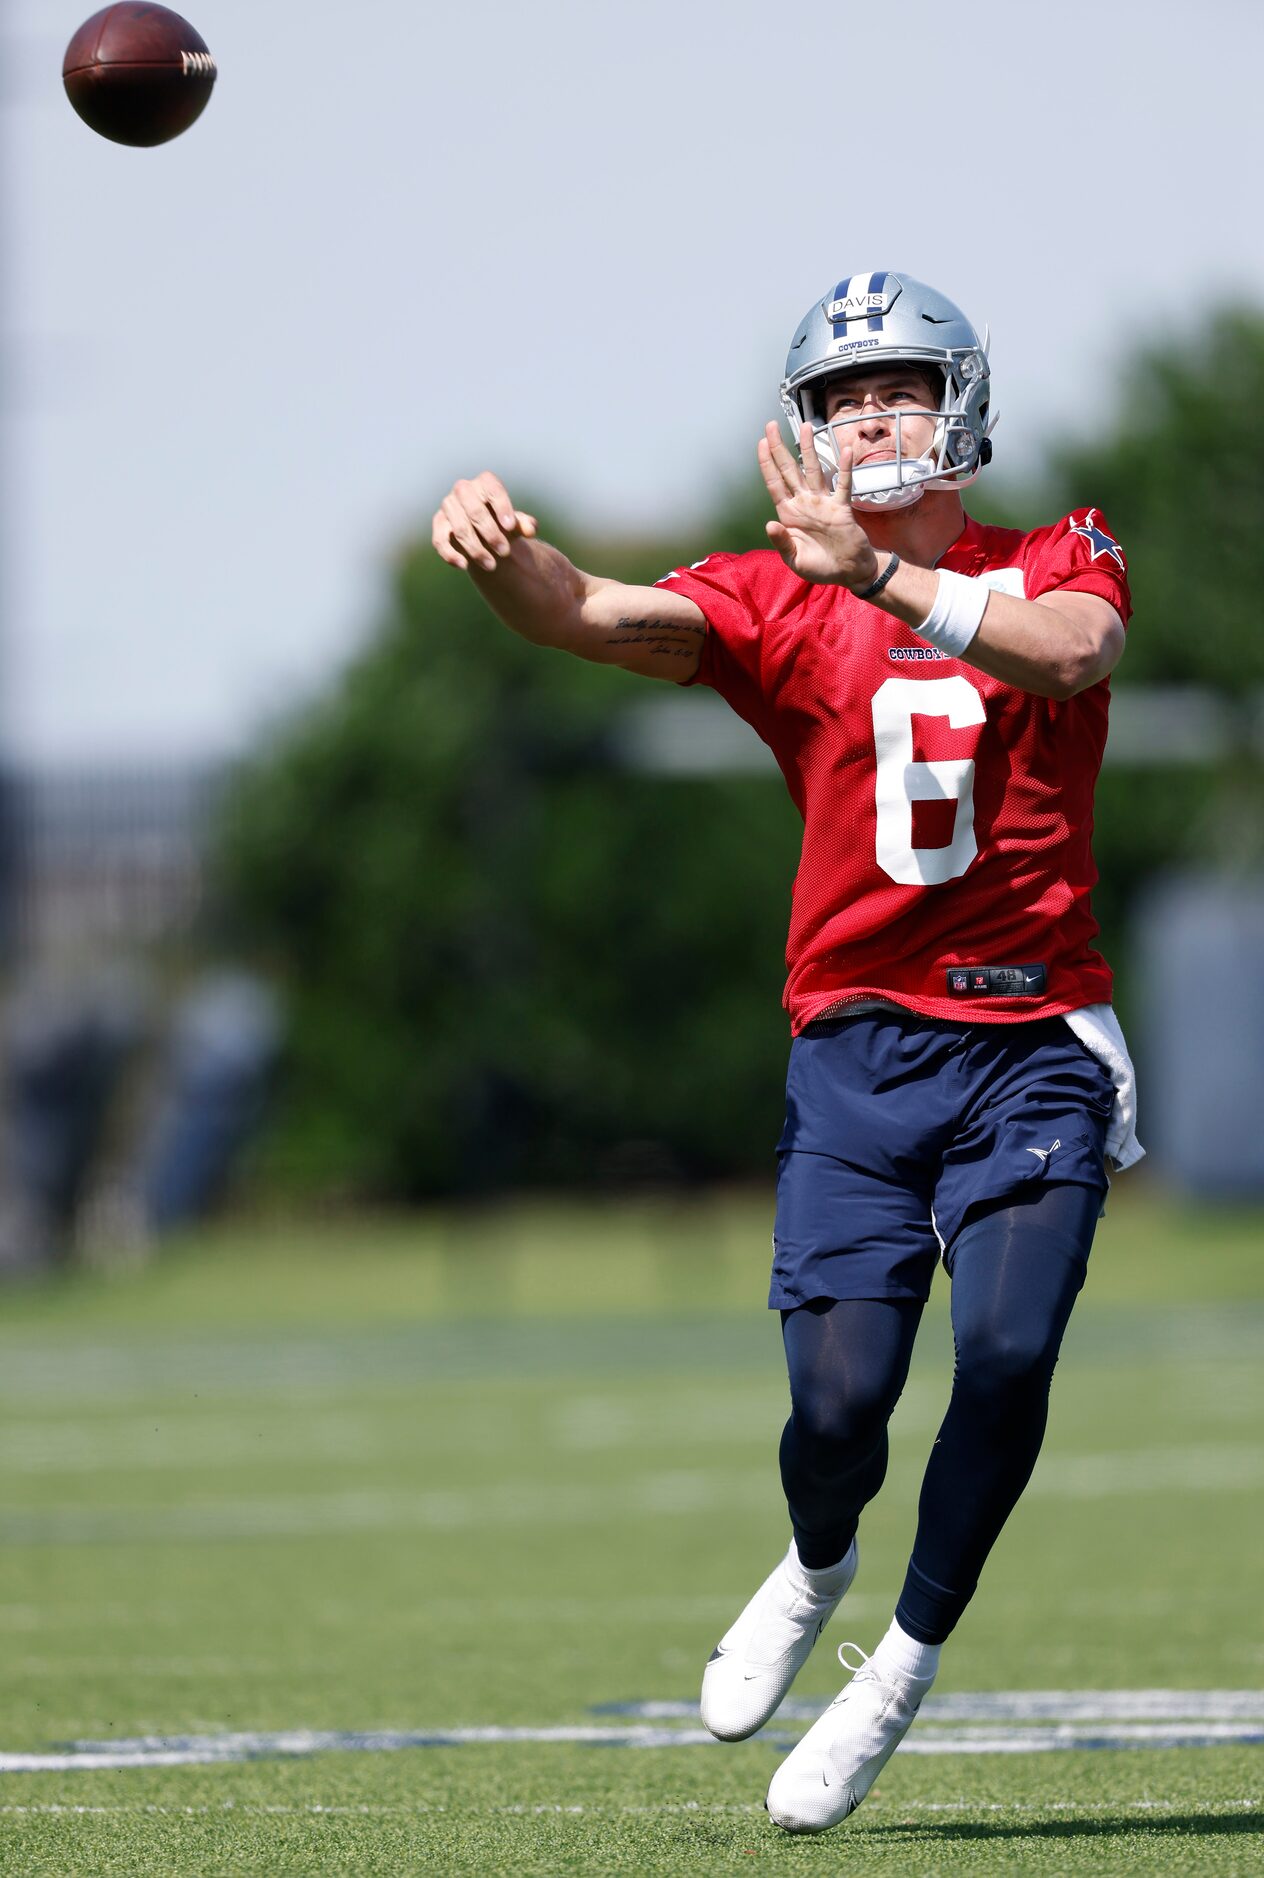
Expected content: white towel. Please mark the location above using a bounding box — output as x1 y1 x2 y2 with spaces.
1062 1003 1145 1171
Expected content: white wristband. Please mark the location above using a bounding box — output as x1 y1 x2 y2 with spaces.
914 570 989 657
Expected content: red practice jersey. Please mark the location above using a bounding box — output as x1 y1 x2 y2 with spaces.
658 510 1132 1031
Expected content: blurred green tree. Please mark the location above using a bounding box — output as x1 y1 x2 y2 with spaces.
1049 307 1264 686
216 499 800 1198
1040 308 1264 1011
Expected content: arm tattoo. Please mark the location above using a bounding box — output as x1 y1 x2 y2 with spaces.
608 615 705 658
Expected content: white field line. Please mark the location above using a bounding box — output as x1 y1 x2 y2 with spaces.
607 1691 1264 1723
0 1728 711 1771
0 1416 388 1474
2 1693 1263 1771
0 1474 773 1545
4 1729 1263 1771
894 1726 1264 1754
1029 1444 1264 1496
0 1336 493 1404
0 1592 821 1633
0 1799 1257 1818
2 1418 1252 1478
0 1333 780 1408
6 1656 269 1678
5 1443 1262 1548
0 1385 802 1472
0 1313 1256 1410
0 1587 1213 1634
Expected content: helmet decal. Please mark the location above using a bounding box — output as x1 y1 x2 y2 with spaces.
828 270 895 338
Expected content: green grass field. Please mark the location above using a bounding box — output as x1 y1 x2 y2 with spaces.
0 1184 1260 1875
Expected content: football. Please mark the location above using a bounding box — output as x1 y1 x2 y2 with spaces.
63 4 216 147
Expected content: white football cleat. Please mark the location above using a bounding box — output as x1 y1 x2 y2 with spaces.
764 1641 935 1832
700 1538 858 1742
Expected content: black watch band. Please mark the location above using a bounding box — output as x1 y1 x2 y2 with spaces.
854 552 900 602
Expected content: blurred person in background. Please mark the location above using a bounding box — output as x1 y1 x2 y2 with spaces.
433 270 1142 1834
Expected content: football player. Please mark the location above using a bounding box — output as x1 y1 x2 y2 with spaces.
432 271 1142 1834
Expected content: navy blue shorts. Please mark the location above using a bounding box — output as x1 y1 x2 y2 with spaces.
770 1012 1115 1309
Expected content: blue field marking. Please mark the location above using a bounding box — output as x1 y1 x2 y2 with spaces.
0 1694 1261 1769
0 1727 727 1771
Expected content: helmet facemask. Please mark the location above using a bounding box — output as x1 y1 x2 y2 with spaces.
788 353 992 512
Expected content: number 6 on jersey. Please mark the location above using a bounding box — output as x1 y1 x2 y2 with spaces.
871 676 987 886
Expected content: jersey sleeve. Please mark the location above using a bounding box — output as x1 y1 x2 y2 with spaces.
1022 508 1132 623
653 552 776 735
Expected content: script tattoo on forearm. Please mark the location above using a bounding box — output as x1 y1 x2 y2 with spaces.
608 615 706 659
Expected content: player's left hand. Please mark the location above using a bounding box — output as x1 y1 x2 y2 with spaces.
758 423 881 590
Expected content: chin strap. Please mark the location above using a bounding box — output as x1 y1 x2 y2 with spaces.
850 478 928 513
811 442 935 511
811 427 941 511
849 454 939 510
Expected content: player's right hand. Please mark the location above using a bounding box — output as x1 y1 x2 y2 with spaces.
432 473 538 573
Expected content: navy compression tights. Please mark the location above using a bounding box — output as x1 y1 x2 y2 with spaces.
778 1182 1102 1644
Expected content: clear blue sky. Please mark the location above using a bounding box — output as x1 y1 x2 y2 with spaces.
5 0 1263 764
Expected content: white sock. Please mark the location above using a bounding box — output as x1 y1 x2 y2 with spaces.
871 1617 941 1683
787 1536 856 1598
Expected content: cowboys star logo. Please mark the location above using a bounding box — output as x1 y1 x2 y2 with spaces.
1069 509 1125 570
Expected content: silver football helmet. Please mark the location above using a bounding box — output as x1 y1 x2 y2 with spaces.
780 270 996 510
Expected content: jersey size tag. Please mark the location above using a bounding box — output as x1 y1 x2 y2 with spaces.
947 964 1047 998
